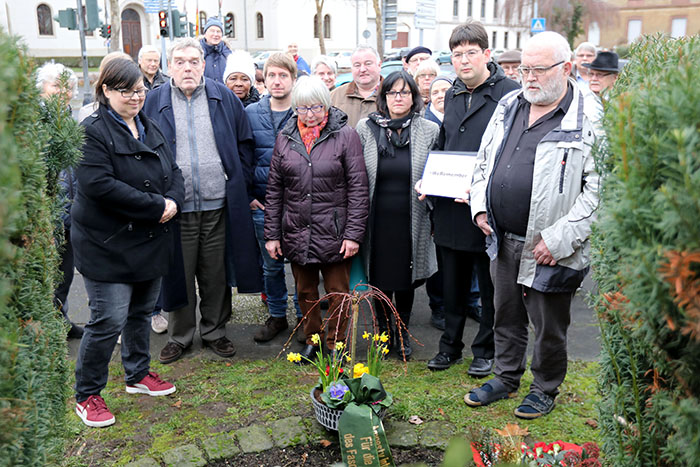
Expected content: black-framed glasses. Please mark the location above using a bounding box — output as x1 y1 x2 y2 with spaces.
117 88 148 99
385 90 411 99
295 104 325 115
517 61 565 77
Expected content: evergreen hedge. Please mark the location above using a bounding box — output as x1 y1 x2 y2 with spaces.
592 34 700 466
0 31 82 466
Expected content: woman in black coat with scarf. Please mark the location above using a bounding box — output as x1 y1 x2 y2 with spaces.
72 58 184 428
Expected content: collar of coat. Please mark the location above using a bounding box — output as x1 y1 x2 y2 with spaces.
92 104 166 155
154 77 223 114
281 106 348 141
453 61 506 97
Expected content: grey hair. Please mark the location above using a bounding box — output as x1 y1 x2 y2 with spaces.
167 37 204 62
138 44 161 61
351 44 380 62
291 76 331 111
414 58 440 78
36 62 78 94
524 31 572 64
311 55 338 75
575 41 597 55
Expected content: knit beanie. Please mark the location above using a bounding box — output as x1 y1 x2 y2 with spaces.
203 17 224 34
223 50 256 83
430 76 453 92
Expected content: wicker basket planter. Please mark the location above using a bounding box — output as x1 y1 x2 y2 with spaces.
310 386 387 431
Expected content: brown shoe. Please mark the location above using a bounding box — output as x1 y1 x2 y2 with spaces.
295 317 306 344
159 342 185 364
253 317 289 342
204 336 236 357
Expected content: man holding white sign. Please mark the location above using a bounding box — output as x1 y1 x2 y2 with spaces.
425 21 519 375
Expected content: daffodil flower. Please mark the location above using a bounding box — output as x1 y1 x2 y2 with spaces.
286 352 302 363
353 363 369 378
362 331 370 340
311 333 321 345
335 341 345 351
381 346 389 355
379 332 389 343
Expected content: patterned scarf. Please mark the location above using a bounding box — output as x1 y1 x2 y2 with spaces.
367 112 413 158
297 113 329 153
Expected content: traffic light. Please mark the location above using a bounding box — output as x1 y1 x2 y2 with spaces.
158 10 169 37
54 8 78 31
100 24 111 38
85 0 101 30
188 22 195 37
172 9 187 37
224 13 234 37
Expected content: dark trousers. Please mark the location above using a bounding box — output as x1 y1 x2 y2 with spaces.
291 259 351 349
374 288 415 331
169 209 230 347
55 227 74 318
75 277 161 401
438 246 495 359
492 236 573 397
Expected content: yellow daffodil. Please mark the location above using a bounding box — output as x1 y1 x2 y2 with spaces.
353 363 369 378
345 355 352 362
335 341 345 351
286 352 302 363
362 331 370 340
373 333 380 342
379 332 389 343
311 333 321 345
381 346 389 355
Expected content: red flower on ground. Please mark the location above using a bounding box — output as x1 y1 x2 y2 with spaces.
581 442 600 458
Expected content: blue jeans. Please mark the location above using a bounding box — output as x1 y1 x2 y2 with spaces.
251 208 301 319
75 277 161 401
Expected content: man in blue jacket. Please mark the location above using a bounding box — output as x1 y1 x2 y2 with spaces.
143 38 261 364
246 53 303 342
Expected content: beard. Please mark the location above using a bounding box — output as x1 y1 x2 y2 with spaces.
523 76 566 105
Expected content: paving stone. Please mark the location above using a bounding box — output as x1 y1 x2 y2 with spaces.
307 418 334 443
419 421 455 450
201 432 240 461
384 420 419 447
124 458 161 467
235 424 274 453
161 444 206 467
271 416 308 447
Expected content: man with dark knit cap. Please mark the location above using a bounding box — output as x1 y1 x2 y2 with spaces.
200 17 231 82
403 46 432 74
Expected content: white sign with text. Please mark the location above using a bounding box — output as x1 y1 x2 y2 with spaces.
420 151 477 199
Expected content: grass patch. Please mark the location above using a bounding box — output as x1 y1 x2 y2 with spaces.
61 358 600 466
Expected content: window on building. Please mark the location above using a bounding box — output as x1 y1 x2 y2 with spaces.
587 22 600 45
481 0 486 19
37 4 53 36
224 12 235 38
468 0 473 17
493 0 498 19
503 31 509 49
256 12 264 39
492 31 497 49
516 32 521 49
627 19 642 43
323 14 331 39
314 14 320 38
671 17 687 38
199 11 207 33
453 0 459 17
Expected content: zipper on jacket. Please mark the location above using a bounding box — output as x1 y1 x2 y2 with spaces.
103 222 133 243
187 98 201 211
219 160 229 180
559 148 569 194
333 209 340 238
467 93 473 111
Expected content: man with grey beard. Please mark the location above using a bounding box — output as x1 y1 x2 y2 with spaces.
465 31 602 419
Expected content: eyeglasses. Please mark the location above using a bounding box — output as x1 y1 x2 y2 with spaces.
295 104 325 115
589 71 613 79
451 49 484 61
116 88 148 99
517 61 565 77
385 90 411 99
172 59 202 69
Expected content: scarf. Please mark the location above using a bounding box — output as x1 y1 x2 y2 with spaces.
367 112 413 158
297 113 328 153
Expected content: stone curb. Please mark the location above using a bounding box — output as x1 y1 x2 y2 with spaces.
124 416 453 466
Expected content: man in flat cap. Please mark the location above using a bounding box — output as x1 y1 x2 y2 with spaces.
403 46 432 75
497 50 522 84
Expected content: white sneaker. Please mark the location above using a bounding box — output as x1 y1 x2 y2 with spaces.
117 334 121 345
151 312 168 334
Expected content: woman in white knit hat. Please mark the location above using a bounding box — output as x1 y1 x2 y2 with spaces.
224 50 261 107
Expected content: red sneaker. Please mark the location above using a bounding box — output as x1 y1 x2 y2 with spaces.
126 371 176 396
75 395 115 428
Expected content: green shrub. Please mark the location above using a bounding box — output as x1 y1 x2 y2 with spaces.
0 30 82 466
592 34 700 466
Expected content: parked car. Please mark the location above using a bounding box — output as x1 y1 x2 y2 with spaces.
435 50 452 65
383 47 410 62
252 50 283 69
328 51 353 70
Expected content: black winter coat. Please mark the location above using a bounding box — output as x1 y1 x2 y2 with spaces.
264 107 369 265
72 105 185 282
433 62 520 251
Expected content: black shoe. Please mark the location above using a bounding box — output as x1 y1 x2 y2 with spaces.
204 336 237 358
319 299 329 310
430 308 445 330
67 322 84 339
294 317 306 344
253 316 289 342
427 352 463 371
159 342 185 364
466 305 482 323
299 344 320 364
468 357 494 377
